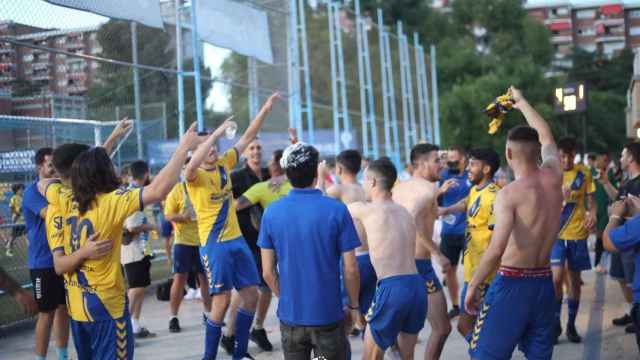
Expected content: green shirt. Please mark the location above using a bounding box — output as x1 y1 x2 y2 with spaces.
592 168 617 232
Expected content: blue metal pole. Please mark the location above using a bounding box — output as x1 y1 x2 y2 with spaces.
328 2 340 154
430 45 441 145
175 0 185 138
131 22 143 159
298 0 314 144
355 0 369 157
190 0 204 132
377 9 391 159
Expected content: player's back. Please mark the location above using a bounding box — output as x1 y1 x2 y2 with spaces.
359 202 417 279
392 178 437 258
501 168 563 268
338 183 366 204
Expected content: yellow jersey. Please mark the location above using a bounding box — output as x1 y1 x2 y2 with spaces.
9 194 23 223
242 179 292 209
559 164 596 240
46 183 142 322
186 149 242 246
463 182 499 283
164 182 200 246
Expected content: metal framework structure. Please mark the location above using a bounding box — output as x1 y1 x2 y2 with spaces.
328 1 351 154
248 56 259 118
431 45 441 145
378 9 401 165
397 22 418 162
414 33 433 143
354 0 379 159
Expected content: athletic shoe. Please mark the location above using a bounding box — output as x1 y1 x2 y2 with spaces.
448 305 461 319
184 288 197 300
195 290 202 300
566 324 582 343
202 313 208 325
626 324 637 334
250 328 273 351
613 314 633 326
220 335 235 355
169 318 181 333
240 354 255 359
5 249 13 257
134 327 157 339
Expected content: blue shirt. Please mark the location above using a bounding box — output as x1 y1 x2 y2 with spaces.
23 182 53 269
258 188 360 326
439 169 472 235
609 215 640 303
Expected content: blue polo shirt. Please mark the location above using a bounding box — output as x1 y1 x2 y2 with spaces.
22 182 53 269
609 215 640 303
439 169 471 236
258 188 360 326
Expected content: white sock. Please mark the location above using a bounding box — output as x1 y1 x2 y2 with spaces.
253 324 263 330
132 318 141 333
170 316 177 321
626 303 633 314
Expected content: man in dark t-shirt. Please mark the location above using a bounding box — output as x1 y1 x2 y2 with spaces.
223 139 274 353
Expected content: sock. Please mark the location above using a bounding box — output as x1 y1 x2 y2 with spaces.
567 299 579 328
626 302 633 315
205 319 223 360
170 316 177 321
131 318 141 333
555 296 563 323
253 323 263 330
56 346 68 360
233 308 255 359
36 356 46 360
464 332 473 344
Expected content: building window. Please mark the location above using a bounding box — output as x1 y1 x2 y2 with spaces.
579 44 597 52
57 80 66 87
56 53 66 60
576 9 596 19
578 27 596 36
630 10 640 19
603 41 626 54
56 37 66 45
556 7 569 16
23 54 33 62
631 26 640 36
57 65 66 72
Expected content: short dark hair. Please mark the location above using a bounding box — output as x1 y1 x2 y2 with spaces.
129 160 149 181
469 148 501 178
71 147 121 215
273 149 284 165
53 143 91 179
11 183 24 193
336 149 362 175
587 153 596 161
35 147 53 166
558 137 578 154
410 143 439 166
624 142 640 165
449 145 465 156
507 126 539 144
596 150 609 157
283 144 320 188
367 157 397 191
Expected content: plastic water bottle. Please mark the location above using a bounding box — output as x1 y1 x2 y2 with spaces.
443 214 456 225
225 121 238 139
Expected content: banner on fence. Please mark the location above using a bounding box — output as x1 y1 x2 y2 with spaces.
45 0 164 29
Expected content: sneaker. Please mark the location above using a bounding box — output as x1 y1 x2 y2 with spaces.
169 318 181 333
626 324 637 334
220 335 235 355
566 324 582 343
5 249 13 257
613 314 633 326
241 354 255 359
195 290 202 300
202 313 208 325
134 327 157 339
448 305 461 319
184 288 197 300
250 328 273 351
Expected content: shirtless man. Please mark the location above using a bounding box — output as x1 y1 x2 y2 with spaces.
393 144 452 360
464 86 563 360
320 150 376 334
349 158 427 360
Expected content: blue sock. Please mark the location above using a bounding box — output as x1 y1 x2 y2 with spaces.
36 356 46 360
56 346 68 360
204 319 223 360
568 299 579 327
555 296 563 322
233 308 255 359
464 332 473 344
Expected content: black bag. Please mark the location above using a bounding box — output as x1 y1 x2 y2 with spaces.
156 279 173 301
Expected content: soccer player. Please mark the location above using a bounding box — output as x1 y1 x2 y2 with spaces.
185 93 279 360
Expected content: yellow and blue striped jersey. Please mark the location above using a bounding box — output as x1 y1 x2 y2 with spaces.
559 164 596 240
463 182 499 283
46 182 142 322
164 182 200 246
242 180 292 209
186 148 242 246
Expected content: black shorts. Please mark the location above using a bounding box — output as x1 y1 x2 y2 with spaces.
440 234 465 266
12 224 25 238
124 256 151 289
30 268 66 312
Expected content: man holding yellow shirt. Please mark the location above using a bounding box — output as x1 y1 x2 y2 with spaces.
551 137 597 344
164 168 212 333
236 149 292 213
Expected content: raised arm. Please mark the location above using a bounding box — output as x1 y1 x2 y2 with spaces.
466 190 514 315
101 118 133 155
184 119 233 182
439 197 467 216
511 86 554 147
51 233 113 275
143 123 202 205
234 93 281 154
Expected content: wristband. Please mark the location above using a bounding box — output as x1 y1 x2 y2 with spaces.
347 304 359 310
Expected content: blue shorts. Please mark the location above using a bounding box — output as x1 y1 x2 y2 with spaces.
460 281 490 315
366 274 427 350
358 254 378 316
199 237 260 295
415 259 443 294
550 239 591 272
160 219 173 237
71 312 134 360
469 267 555 360
173 244 204 274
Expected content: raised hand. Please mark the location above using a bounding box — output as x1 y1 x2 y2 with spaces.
112 117 134 139
178 123 202 151
80 233 113 260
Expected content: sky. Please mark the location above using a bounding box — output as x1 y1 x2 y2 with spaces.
0 0 231 112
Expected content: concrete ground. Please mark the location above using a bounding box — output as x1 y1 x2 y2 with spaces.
1 253 638 359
